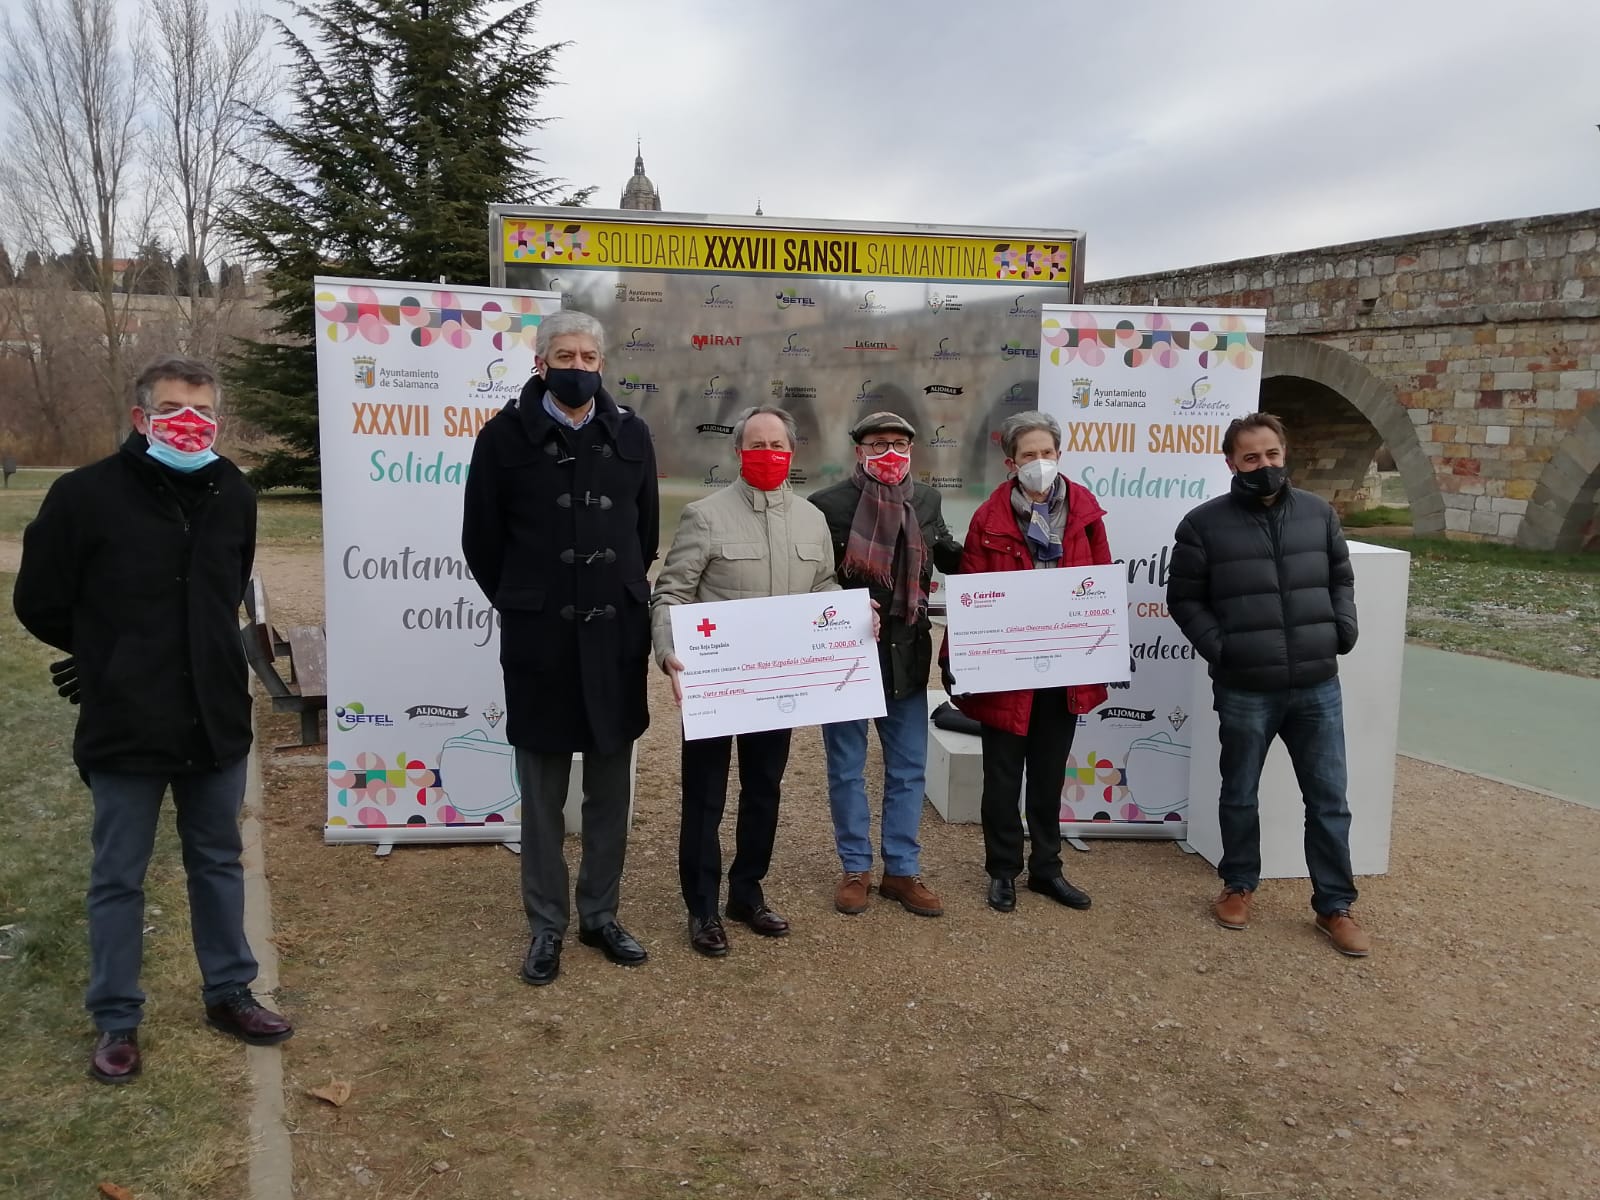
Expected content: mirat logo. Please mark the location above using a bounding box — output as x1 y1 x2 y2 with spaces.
692 333 742 350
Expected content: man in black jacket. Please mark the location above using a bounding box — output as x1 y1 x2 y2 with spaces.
1167 412 1370 957
462 310 658 987
14 355 292 1085
810 412 962 918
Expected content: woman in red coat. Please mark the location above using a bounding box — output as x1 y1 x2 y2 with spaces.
944 411 1113 913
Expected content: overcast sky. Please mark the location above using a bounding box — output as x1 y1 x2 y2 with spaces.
90 0 1600 280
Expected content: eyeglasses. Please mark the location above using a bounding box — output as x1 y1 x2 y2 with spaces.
862 439 911 454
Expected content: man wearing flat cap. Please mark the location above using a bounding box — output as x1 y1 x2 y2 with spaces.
809 412 963 918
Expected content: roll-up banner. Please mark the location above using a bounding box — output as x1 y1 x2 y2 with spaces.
1037 306 1266 839
313 277 561 845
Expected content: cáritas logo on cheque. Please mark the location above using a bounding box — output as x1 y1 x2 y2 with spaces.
958 590 1004 610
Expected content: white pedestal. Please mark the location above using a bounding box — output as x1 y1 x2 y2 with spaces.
925 690 985 823
1184 542 1407 878
561 746 639 835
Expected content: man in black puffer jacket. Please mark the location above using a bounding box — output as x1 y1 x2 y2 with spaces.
14 356 292 1085
1167 412 1370 958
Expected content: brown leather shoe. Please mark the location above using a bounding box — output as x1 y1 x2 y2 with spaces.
834 871 871 914
1212 886 1254 930
205 990 294 1046
89 1030 141 1084
1315 910 1372 957
879 874 943 917
725 900 790 937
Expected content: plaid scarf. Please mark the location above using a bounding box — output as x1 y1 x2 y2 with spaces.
1010 476 1067 563
843 464 927 621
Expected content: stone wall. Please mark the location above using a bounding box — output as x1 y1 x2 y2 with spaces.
1086 209 1600 547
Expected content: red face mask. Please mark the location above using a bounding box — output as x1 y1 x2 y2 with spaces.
739 448 792 491
863 448 911 485
148 406 218 453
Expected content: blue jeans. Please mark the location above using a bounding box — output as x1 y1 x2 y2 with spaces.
821 690 929 876
1214 677 1358 915
85 762 259 1031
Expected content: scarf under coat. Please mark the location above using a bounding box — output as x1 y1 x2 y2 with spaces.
842 464 927 621
1009 476 1068 563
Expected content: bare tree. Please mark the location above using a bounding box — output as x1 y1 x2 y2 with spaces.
145 0 274 356
0 0 145 450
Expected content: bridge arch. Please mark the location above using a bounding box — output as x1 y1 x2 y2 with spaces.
1261 337 1446 535
1519 406 1600 551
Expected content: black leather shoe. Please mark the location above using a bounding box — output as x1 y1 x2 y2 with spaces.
578 921 648 966
689 915 730 957
724 900 790 937
1027 874 1092 910
204 990 294 1045
521 932 563 986
987 876 1017 912
89 1030 141 1084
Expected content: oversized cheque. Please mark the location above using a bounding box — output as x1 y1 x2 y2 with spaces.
670 589 886 740
945 567 1131 696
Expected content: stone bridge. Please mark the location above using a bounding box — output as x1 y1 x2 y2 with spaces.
1085 209 1600 549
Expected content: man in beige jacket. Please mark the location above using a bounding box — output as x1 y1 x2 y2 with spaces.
653 405 840 957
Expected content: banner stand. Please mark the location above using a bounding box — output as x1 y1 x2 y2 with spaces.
1036 304 1266 842
314 277 563 849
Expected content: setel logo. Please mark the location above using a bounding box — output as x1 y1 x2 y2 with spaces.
775 288 816 310
336 701 394 732
704 283 733 308
353 356 376 389
1000 340 1040 360
692 333 742 350
782 331 812 357
618 374 658 395
625 328 656 352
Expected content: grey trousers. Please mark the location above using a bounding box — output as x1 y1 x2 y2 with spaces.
85 760 258 1032
515 747 633 938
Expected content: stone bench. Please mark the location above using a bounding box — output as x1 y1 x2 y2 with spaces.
924 689 984 824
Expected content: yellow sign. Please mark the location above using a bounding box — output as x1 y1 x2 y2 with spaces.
501 217 1076 285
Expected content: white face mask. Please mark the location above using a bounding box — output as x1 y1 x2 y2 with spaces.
1016 458 1059 495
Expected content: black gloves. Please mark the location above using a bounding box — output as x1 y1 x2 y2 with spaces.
50 657 79 705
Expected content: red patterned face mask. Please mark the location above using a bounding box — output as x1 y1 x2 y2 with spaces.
739 449 792 491
863 448 911 485
148 407 218 454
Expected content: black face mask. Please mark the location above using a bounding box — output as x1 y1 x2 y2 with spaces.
542 367 602 409
1232 465 1288 499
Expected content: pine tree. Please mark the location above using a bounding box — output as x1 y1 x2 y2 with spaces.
225 0 591 491
126 240 177 295
0 245 13 287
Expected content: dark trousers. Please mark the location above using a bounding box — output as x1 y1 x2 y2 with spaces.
1214 677 1358 915
979 688 1077 880
515 747 634 938
85 761 258 1032
678 728 791 918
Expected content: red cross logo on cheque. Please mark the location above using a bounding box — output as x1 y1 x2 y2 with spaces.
696 618 717 637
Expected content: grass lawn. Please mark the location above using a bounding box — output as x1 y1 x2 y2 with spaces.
0 575 251 1198
1358 535 1600 677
